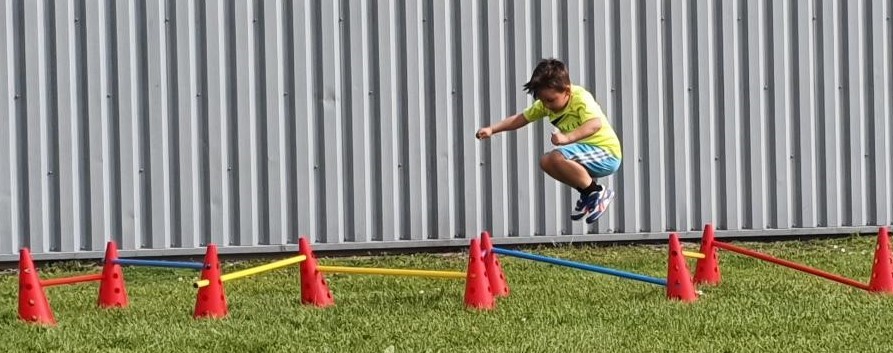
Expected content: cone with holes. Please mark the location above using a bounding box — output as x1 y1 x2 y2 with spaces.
666 233 698 302
193 244 228 318
18 248 55 325
464 238 494 310
869 226 893 293
298 237 334 307
97 241 129 308
480 231 509 297
693 223 721 285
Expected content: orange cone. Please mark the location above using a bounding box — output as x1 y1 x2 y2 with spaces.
98 241 129 308
869 226 893 293
464 238 494 310
693 224 721 285
18 248 55 325
480 231 509 297
666 233 698 302
193 244 228 318
298 237 334 307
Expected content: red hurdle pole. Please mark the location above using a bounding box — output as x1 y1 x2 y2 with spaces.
40 273 104 287
713 241 870 291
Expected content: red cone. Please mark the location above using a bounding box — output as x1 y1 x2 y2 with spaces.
98 241 129 308
464 238 495 310
18 248 55 325
480 231 509 297
667 233 698 302
193 244 228 318
869 226 893 293
298 237 334 307
693 224 721 285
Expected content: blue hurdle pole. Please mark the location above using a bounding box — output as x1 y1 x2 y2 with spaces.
491 247 667 286
113 258 206 270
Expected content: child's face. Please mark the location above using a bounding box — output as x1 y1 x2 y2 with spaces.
536 87 571 112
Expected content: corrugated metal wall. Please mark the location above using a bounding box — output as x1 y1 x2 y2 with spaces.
1 0 891 261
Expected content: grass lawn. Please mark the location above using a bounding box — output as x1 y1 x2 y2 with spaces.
1 235 892 352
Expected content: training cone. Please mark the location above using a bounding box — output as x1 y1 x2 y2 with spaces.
97 241 129 308
480 231 509 297
666 233 698 302
298 237 334 307
464 238 495 310
194 244 228 318
693 224 721 285
18 248 55 325
869 227 893 293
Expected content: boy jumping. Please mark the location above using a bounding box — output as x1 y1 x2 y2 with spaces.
475 58 622 224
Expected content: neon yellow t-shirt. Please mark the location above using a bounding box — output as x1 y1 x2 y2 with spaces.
522 85 622 159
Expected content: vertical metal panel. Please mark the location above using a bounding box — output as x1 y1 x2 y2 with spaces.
484 0 509 238
291 0 317 242
115 0 141 250
668 0 692 232
873 0 891 226
402 0 424 240
262 0 287 245
233 0 257 246
458 0 482 238
643 0 666 233
795 0 818 228
23 0 50 252
694 0 719 230
430 0 455 239
345 0 373 242
617 0 640 233
84 0 111 251
174 0 201 248
819 0 843 227
719 0 742 230
2 0 892 261
1 0 16 255
889 0 893 226
373 0 398 242
845 0 867 226
144 0 171 248
55 0 81 252
744 0 767 230
204 0 227 247
771 0 793 229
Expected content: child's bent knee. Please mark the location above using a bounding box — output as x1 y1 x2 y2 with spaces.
539 152 554 169
539 154 552 171
540 151 566 171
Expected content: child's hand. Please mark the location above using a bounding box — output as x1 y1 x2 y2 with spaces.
551 131 571 146
475 127 494 140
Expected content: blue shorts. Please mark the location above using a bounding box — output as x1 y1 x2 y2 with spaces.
555 143 621 178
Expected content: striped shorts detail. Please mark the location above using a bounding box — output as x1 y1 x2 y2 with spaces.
555 143 621 178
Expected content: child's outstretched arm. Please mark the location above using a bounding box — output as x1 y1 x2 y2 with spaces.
475 113 530 140
551 118 602 146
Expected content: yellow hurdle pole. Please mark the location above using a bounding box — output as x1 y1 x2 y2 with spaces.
194 255 307 288
683 251 706 259
317 265 466 279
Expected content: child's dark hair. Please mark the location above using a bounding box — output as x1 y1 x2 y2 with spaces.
523 58 571 97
